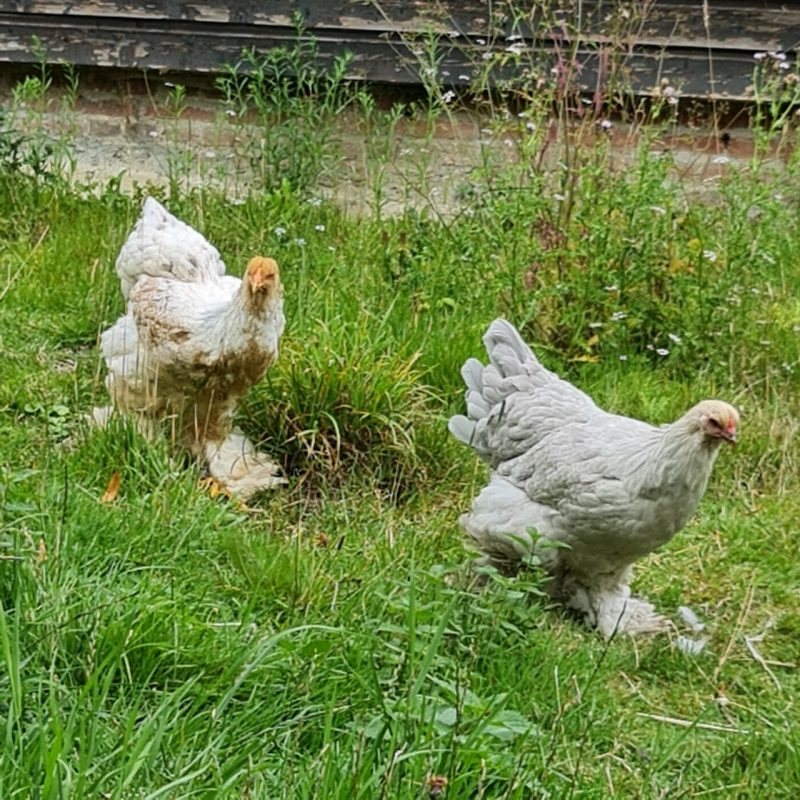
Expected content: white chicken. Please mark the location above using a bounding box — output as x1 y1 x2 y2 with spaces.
94 197 286 500
449 319 738 637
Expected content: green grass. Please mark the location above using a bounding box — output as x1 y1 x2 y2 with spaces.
2 60 800 798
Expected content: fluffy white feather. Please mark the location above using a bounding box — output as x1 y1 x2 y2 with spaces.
95 198 286 500
450 319 738 637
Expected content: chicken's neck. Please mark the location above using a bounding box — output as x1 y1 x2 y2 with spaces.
206 286 284 349
628 416 722 499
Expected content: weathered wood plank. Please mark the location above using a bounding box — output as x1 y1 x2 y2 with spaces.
0 12 765 98
0 2 796 99
4 0 800 52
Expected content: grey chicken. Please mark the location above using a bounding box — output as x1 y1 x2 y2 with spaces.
449 319 738 636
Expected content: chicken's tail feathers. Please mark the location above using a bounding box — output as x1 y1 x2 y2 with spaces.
448 414 475 446
483 318 538 377
116 196 227 300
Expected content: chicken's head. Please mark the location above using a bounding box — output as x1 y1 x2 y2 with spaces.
245 257 280 294
696 400 739 445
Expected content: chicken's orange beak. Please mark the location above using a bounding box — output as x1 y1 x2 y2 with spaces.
246 257 279 293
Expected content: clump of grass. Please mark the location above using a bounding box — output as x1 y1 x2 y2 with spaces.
245 311 435 496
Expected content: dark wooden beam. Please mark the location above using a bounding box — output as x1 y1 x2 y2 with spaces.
0 2 797 99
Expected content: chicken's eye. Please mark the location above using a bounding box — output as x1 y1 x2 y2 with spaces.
708 418 721 429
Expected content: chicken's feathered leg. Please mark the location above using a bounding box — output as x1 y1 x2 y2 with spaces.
203 431 286 502
554 570 669 637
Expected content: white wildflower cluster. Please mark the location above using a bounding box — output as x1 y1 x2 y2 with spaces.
658 78 679 106
754 51 790 70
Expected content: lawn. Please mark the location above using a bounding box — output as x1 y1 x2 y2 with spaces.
1 52 800 798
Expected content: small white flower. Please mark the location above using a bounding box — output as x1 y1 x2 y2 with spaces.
226 109 236 117
619 355 628 361
553 193 565 201
205 151 215 159
164 81 175 88
481 51 493 61
504 138 514 147
308 197 322 207
703 250 718 262
656 347 669 356
442 90 456 104
314 224 326 232
754 52 767 61
476 38 486 45
273 226 286 237
600 119 613 130
611 311 627 322
294 237 306 247
667 333 683 344
662 85 675 97
526 121 536 131
712 155 730 165
328 245 336 252
604 284 618 292
649 205 666 215
589 322 604 329
646 344 654 351
506 33 523 42
148 130 159 138
458 74 470 81
668 96 678 106
779 61 791 70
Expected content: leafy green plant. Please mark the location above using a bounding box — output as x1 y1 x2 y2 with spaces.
216 19 369 193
